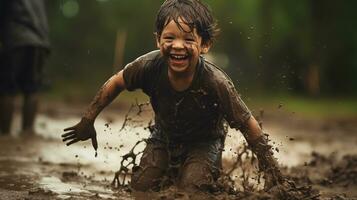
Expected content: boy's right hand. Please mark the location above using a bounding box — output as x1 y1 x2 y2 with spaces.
62 117 98 151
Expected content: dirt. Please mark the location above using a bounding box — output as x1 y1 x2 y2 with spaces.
0 102 356 199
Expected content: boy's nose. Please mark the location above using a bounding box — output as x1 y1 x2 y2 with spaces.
172 39 185 49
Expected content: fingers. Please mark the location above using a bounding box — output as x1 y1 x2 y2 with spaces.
61 130 75 138
66 138 80 146
62 134 76 142
91 135 98 151
64 125 76 132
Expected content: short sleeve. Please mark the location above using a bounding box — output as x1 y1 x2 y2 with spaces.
217 80 252 129
123 50 160 94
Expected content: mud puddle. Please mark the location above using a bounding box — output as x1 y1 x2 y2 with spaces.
0 103 356 199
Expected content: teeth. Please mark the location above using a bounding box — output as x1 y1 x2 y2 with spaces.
171 55 186 59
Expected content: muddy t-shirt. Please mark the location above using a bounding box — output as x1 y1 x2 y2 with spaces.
123 50 251 143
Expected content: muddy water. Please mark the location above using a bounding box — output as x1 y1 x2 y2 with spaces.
1 109 357 199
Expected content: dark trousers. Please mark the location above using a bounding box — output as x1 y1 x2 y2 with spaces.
0 46 47 95
0 46 47 134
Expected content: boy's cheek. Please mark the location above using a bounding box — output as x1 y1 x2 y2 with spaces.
162 43 172 50
183 43 196 56
160 43 173 57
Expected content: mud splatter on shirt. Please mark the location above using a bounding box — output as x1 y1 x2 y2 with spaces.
123 50 251 143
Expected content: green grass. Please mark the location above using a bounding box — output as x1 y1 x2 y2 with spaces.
246 94 357 118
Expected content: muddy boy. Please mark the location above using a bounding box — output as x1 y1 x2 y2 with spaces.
62 0 283 192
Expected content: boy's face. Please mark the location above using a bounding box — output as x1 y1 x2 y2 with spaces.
156 18 210 74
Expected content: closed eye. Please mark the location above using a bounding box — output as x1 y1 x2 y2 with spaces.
163 36 174 40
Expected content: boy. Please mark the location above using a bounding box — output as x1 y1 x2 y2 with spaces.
62 0 283 192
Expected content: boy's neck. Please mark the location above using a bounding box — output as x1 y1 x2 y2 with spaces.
168 64 197 92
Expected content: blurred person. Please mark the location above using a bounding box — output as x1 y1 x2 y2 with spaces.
0 0 50 135
62 0 287 194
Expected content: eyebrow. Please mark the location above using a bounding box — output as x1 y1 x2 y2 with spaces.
161 29 197 40
164 29 194 35
184 33 195 38
162 32 175 37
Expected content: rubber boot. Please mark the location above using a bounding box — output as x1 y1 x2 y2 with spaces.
22 93 39 135
0 95 15 135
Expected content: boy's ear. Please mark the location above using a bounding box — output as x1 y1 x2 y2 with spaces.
154 32 161 49
201 42 212 54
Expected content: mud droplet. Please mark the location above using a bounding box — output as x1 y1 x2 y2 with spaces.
278 103 283 109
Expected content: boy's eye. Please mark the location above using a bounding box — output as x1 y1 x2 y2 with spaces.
163 36 174 40
185 38 195 42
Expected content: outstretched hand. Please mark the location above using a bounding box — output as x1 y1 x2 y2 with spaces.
62 117 98 151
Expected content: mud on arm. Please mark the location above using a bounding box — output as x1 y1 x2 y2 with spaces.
62 71 126 150
83 70 126 121
239 117 284 189
217 80 284 189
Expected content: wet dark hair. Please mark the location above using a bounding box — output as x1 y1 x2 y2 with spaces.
155 0 219 46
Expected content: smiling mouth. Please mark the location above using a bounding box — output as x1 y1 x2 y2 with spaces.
169 54 189 61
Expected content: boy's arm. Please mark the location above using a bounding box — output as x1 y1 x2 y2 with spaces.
216 79 284 189
83 70 126 121
240 116 284 189
62 70 126 150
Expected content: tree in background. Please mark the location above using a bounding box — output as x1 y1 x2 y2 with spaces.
46 0 357 98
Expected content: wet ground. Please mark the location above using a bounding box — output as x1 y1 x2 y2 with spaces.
0 101 356 199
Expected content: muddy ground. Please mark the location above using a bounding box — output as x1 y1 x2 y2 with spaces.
0 101 356 200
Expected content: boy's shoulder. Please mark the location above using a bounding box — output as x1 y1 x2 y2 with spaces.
201 57 236 90
124 50 163 72
135 50 162 63
123 50 163 93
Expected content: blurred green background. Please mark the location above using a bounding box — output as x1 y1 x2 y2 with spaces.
45 0 357 117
